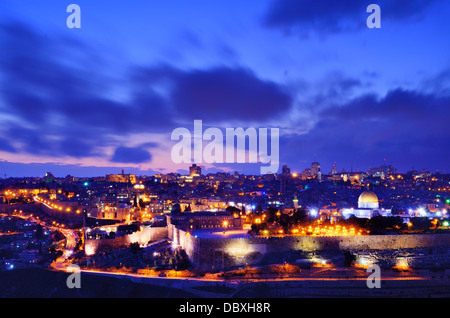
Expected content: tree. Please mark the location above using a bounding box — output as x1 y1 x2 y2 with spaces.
225 206 240 214
347 215 369 228
267 207 278 223
129 242 142 254
411 217 432 231
35 224 44 239
171 203 182 214
292 208 308 224
279 213 290 228
366 216 405 234
344 251 356 267
256 204 263 214
250 222 267 235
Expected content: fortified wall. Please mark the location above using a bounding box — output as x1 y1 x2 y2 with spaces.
84 226 168 255
41 204 83 221
0 203 41 214
171 225 450 271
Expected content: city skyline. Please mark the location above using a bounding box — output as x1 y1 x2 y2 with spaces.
0 0 449 177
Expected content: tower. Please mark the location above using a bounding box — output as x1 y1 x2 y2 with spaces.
311 162 320 178
293 196 299 209
331 164 338 175
189 164 202 177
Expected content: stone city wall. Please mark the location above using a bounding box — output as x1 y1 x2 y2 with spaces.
85 226 168 255
0 203 41 214
175 231 450 271
38 203 84 222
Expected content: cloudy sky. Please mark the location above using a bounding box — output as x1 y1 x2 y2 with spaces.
0 0 449 177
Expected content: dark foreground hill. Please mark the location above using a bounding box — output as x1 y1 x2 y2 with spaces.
0 268 197 298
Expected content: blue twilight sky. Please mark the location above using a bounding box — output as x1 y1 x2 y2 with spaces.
0 0 449 177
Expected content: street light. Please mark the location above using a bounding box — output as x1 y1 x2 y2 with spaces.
310 209 318 218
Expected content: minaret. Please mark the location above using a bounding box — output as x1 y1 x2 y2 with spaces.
293 196 299 209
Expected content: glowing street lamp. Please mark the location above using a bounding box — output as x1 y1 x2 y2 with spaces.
418 208 427 217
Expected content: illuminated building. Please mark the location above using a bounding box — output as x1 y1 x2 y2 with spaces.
281 165 291 177
311 162 320 177
293 196 299 209
167 211 242 231
43 172 55 184
358 191 379 209
342 191 391 219
89 203 131 222
302 168 312 180
331 164 338 175
106 170 136 184
367 164 397 178
189 164 202 177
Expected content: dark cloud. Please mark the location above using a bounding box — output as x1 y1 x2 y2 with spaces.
111 146 152 164
172 67 292 122
135 64 293 123
281 88 450 172
323 89 449 126
421 68 450 95
4 125 102 158
59 138 103 158
0 19 293 167
309 72 364 106
263 0 442 36
0 138 16 153
0 20 172 161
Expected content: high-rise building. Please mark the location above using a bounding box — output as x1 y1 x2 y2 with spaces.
331 164 338 175
43 172 55 184
189 164 202 177
367 165 396 178
302 168 312 180
293 195 299 209
311 162 320 177
282 165 291 177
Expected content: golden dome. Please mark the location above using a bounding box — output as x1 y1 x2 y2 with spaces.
358 191 378 204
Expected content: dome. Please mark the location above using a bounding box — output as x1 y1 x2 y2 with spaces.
358 191 378 204
358 191 379 209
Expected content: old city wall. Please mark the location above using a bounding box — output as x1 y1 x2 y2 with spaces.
264 234 450 252
176 232 450 271
37 203 84 222
85 226 168 255
0 203 41 214
87 224 450 271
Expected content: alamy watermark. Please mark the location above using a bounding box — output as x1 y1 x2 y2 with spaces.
65 3 380 30
66 264 81 289
66 4 81 29
171 120 280 174
366 264 381 289
367 4 381 29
